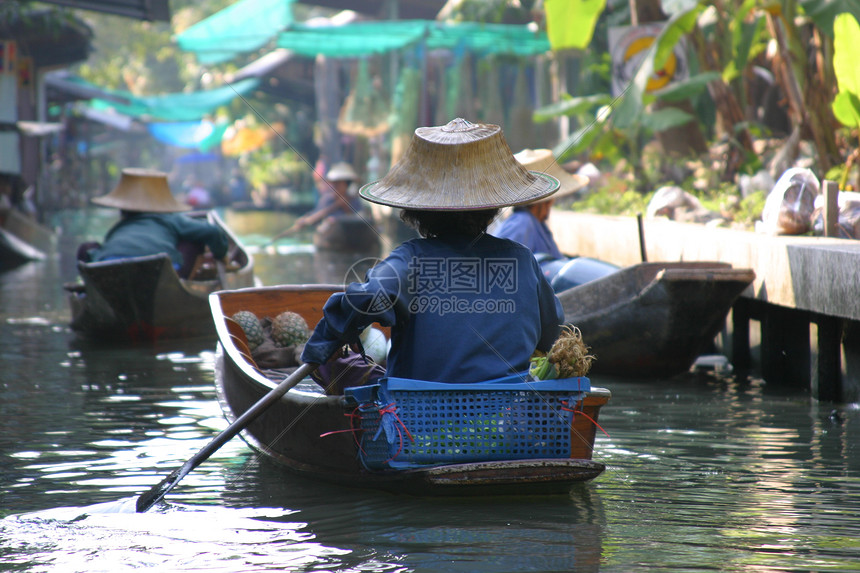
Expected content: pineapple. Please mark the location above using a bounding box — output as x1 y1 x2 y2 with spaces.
232 310 264 350
271 311 310 347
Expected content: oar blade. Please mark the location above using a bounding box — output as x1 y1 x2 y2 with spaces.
135 467 184 513
134 363 315 512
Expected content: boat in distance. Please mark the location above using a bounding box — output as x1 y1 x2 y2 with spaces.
65 210 257 344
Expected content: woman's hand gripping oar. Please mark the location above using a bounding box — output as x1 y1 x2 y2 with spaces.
135 362 318 513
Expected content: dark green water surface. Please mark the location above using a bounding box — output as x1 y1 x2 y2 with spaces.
1 209 858 572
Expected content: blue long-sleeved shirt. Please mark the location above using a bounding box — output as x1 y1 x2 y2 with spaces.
493 209 563 259
301 233 563 383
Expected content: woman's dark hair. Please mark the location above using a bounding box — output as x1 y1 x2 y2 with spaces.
400 208 500 238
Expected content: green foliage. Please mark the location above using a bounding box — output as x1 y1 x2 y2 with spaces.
832 12 860 128
733 190 768 228
243 142 307 190
73 0 234 93
801 0 860 38
568 179 651 216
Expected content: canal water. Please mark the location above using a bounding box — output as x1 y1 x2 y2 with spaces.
1 209 859 572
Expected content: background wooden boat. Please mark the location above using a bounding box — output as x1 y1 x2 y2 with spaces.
558 261 756 378
0 209 57 270
312 215 381 254
210 284 611 495
66 211 256 344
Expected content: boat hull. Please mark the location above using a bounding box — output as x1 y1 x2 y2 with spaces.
0 210 56 269
67 211 256 344
558 261 756 378
211 285 611 495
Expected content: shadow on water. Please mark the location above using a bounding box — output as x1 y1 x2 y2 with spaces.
1 466 605 573
217 456 606 572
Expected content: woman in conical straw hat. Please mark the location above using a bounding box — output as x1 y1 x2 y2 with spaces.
493 148 589 260
301 119 565 390
268 161 368 244
494 149 619 292
82 168 229 277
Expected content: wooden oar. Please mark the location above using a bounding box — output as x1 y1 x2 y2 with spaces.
135 362 317 513
262 223 303 247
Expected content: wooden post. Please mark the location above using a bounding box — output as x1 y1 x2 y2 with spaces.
761 305 810 389
816 315 843 402
731 299 751 371
823 180 839 237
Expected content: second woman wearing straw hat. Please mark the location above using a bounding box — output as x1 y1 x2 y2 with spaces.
493 148 588 260
83 168 229 277
301 119 565 388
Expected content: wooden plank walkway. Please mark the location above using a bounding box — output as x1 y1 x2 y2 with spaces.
550 212 860 402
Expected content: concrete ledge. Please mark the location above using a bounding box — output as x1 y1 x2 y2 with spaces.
550 211 860 322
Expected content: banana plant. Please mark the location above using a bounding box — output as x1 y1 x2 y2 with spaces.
831 11 860 188
537 4 715 171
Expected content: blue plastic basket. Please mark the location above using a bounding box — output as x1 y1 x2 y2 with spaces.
343 373 590 470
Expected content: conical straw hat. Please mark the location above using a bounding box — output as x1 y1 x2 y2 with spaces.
326 162 358 182
91 168 191 213
513 148 589 200
359 118 559 211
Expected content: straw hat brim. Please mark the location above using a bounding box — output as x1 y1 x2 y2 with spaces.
513 148 589 201
91 168 191 213
357 119 561 211
359 171 560 211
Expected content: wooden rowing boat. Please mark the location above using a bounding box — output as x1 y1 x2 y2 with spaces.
312 214 381 254
65 210 257 344
0 209 57 270
210 285 611 495
558 261 756 378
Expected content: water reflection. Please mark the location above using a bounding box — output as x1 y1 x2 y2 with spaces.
2 209 860 571
219 457 605 572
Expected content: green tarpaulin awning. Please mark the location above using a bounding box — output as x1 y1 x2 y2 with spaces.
175 0 295 64
275 20 550 58
67 76 261 122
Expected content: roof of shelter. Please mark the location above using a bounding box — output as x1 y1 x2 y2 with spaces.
175 0 295 65
276 20 550 58
35 0 170 21
56 75 261 122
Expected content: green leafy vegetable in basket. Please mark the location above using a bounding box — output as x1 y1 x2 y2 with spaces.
529 325 595 379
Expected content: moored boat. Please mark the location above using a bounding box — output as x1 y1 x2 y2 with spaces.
312 214 381 254
558 261 756 378
65 210 257 344
0 209 57 270
210 284 611 495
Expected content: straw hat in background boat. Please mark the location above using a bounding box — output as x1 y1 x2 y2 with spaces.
513 148 589 201
326 162 358 182
91 168 191 213
359 118 560 211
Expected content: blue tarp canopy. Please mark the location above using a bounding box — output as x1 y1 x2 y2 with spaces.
147 120 230 149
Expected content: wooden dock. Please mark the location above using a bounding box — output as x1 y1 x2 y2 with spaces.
550 211 860 402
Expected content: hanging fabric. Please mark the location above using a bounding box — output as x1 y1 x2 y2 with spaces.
337 58 390 138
